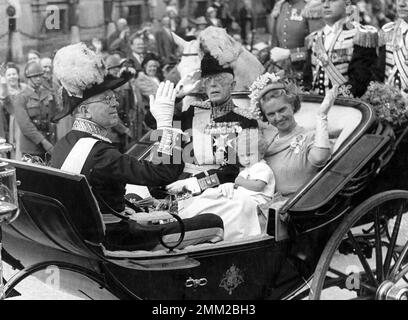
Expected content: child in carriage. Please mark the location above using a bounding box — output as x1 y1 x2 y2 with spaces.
177 129 276 241
234 128 275 207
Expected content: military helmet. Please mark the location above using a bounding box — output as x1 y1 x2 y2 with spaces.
24 62 44 78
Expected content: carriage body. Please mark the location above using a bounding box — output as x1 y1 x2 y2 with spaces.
1 94 406 300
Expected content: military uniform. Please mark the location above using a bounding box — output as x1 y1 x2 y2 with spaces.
146 98 258 193
13 84 57 157
177 99 258 191
377 19 408 91
303 19 378 98
269 0 324 78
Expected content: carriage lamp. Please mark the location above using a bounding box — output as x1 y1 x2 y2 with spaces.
0 140 19 300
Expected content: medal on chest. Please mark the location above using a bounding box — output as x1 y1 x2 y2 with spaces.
290 8 303 22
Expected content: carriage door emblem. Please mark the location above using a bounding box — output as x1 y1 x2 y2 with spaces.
219 264 244 295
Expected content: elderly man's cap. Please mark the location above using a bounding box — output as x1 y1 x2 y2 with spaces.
200 52 234 78
52 43 132 122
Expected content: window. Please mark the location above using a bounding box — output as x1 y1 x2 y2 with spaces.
128 5 143 27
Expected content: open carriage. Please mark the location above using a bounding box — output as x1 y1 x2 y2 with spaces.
0 93 407 300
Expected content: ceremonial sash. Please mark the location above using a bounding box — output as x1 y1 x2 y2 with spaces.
192 108 215 165
61 137 99 174
392 34 408 89
315 34 348 86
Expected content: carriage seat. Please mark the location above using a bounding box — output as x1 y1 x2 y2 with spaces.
294 101 363 153
5 159 224 259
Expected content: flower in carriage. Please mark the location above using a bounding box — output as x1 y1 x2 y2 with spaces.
361 81 408 127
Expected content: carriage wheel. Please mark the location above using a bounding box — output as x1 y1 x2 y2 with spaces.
309 190 408 300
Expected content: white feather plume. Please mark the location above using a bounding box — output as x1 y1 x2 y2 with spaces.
198 27 241 66
53 43 107 98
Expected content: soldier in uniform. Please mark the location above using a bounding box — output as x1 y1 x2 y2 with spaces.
303 0 378 98
267 0 324 81
13 62 57 161
376 0 408 91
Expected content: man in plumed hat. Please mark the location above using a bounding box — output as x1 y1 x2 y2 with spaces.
49 43 224 251
303 0 379 98
158 53 259 196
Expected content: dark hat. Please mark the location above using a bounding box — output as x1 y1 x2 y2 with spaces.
200 52 234 78
141 52 161 69
52 43 133 122
54 73 132 122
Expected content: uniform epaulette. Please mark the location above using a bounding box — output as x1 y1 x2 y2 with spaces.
302 0 323 19
271 0 285 18
353 24 378 48
379 21 396 46
191 99 211 109
305 30 319 49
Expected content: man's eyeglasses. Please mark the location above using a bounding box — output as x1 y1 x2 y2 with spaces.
81 95 118 107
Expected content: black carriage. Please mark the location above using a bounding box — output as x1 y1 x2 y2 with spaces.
0 93 407 300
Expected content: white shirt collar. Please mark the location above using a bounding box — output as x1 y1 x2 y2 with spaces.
323 18 345 36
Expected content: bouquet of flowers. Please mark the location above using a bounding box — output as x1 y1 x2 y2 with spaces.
361 81 408 127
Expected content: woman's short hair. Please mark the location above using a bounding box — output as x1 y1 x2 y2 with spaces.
6 62 20 76
141 53 161 69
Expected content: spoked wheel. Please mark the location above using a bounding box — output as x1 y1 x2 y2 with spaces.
309 190 408 300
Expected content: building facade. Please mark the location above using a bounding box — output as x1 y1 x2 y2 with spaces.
0 0 174 61
0 0 270 62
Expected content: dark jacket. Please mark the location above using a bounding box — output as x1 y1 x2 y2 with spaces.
13 85 58 155
51 130 184 213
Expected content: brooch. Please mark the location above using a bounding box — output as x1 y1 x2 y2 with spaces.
289 134 306 154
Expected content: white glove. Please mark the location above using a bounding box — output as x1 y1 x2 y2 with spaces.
318 85 338 117
218 183 235 199
270 47 291 62
315 85 338 149
149 81 177 129
166 177 201 195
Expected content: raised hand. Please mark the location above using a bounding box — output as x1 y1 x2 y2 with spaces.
175 69 202 98
319 85 339 117
149 81 177 128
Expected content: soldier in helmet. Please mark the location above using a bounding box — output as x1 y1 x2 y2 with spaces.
303 0 379 98
13 61 57 161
